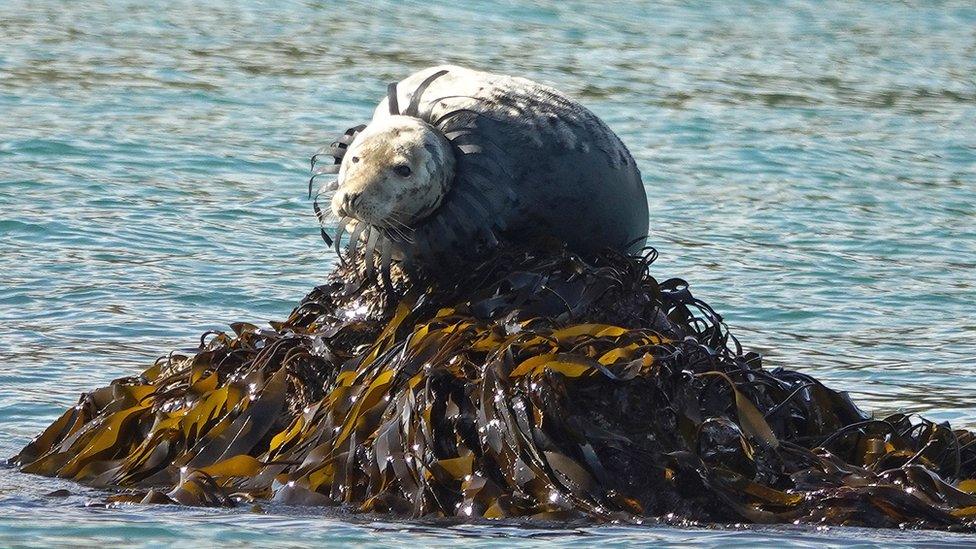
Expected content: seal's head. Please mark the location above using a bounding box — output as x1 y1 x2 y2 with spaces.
332 115 455 229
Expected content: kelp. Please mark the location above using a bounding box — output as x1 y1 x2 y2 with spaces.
12 247 976 531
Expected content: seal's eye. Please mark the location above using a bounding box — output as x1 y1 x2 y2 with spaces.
393 164 412 177
351 156 360 164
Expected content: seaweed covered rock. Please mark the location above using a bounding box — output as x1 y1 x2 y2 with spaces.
12 248 976 530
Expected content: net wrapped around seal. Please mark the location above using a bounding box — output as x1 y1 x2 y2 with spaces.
12 247 976 530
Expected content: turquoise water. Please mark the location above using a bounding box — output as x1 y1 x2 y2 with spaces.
1 0 974 546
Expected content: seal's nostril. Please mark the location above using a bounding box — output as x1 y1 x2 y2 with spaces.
344 191 362 212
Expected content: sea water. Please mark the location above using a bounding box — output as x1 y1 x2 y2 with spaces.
0 0 974 546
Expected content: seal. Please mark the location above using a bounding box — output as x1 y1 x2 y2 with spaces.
312 65 649 281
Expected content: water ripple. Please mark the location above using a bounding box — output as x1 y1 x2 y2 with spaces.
1 0 974 546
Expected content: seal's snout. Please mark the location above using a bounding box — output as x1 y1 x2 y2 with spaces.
340 190 361 216
331 188 363 221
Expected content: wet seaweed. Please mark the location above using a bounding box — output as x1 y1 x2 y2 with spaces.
12 246 976 531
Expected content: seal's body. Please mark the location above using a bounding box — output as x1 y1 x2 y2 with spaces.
321 65 649 276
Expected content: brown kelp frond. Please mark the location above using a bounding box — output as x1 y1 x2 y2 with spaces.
12 248 976 530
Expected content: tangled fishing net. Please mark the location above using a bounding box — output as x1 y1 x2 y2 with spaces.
12 246 976 530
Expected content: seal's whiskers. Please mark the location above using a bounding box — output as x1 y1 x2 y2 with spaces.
382 212 416 244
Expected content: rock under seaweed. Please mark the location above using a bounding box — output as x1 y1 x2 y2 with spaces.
12 247 976 530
